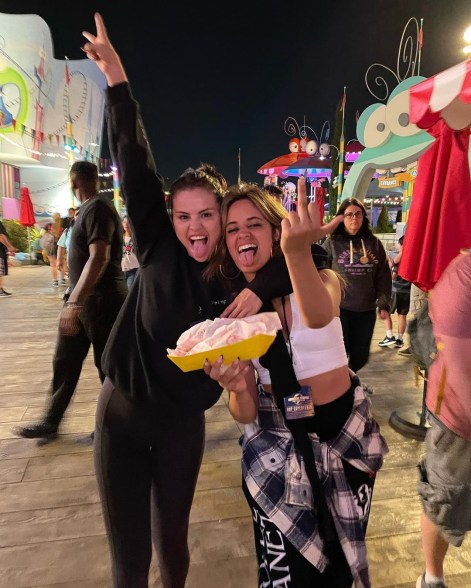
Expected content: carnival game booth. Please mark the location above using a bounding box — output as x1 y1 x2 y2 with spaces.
389 59 471 440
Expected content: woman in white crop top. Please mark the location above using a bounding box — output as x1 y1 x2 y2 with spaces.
204 178 387 588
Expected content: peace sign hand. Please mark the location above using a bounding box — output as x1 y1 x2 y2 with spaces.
280 176 343 256
82 13 128 86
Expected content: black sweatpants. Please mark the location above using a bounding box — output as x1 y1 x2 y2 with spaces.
94 378 205 588
44 292 125 427
340 307 377 373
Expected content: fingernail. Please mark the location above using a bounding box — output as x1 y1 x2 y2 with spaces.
204 359 209 367
217 355 223 364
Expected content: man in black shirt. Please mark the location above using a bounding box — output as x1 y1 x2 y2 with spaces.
14 161 127 442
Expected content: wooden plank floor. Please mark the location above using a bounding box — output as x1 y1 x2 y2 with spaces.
0 264 469 588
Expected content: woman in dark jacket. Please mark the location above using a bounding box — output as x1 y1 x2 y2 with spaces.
322 198 391 372
82 13 291 588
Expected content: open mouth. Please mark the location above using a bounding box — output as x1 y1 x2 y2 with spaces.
237 243 258 266
189 235 209 259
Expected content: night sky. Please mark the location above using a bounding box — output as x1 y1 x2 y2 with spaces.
1 0 470 185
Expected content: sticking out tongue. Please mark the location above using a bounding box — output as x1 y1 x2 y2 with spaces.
240 249 255 266
192 239 208 259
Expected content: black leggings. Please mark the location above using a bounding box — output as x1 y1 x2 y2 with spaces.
94 378 205 588
340 307 377 373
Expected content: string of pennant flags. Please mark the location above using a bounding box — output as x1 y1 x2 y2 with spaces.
0 117 111 166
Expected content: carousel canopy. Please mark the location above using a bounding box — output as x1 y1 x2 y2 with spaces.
282 156 332 179
257 152 309 176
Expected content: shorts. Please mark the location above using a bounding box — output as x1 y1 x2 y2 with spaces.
390 289 410 315
0 254 7 277
417 414 471 546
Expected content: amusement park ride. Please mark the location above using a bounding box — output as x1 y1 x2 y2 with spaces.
0 12 106 221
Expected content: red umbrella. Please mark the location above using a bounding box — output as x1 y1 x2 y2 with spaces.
19 186 35 226
19 186 36 263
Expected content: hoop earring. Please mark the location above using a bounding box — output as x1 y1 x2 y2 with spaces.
219 264 241 280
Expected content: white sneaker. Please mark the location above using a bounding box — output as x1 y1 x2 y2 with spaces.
378 335 396 347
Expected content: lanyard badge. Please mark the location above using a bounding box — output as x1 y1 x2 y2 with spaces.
284 385 315 420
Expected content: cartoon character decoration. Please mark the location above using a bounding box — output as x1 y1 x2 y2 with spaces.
258 118 333 182
342 18 434 201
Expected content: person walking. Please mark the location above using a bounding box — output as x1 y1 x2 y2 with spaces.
322 198 391 373
378 235 411 349
416 248 471 588
0 220 17 296
56 207 80 285
14 161 127 442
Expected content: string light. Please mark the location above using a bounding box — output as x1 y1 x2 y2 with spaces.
0 133 68 159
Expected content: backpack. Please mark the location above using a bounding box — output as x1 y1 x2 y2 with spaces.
406 297 437 371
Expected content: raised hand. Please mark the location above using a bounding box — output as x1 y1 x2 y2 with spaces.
280 176 343 256
82 13 127 86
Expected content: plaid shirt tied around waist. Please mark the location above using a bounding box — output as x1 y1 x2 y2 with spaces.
242 383 388 588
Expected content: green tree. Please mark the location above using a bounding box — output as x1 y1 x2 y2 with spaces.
1 220 40 252
374 204 393 233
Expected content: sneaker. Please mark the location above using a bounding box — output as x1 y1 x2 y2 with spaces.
378 335 396 347
416 572 447 588
398 346 412 357
0 289 12 296
52 280 59 287
13 422 58 441
394 338 404 348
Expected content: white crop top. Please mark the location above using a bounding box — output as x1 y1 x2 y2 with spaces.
251 294 348 385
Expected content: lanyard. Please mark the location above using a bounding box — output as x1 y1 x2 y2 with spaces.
281 295 294 360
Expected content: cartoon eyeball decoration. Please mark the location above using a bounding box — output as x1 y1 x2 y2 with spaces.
357 76 424 149
299 136 309 152
305 139 318 155
319 143 331 157
289 138 301 153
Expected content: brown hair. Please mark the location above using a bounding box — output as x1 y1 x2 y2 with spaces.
168 163 227 212
204 182 286 280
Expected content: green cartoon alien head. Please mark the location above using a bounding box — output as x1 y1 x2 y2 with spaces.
342 76 434 201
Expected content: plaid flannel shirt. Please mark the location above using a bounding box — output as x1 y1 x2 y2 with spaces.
242 382 388 588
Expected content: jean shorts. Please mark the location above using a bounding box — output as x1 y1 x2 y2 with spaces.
417 413 471 546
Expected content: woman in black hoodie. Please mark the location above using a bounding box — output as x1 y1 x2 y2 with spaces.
82 13 295 588
322 198 391 373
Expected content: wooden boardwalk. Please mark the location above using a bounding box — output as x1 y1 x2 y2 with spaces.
0 264 470 588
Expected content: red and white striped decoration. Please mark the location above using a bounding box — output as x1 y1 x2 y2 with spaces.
0 163 20 199
410 59 471 130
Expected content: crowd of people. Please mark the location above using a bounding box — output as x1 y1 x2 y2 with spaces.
2 11 469 588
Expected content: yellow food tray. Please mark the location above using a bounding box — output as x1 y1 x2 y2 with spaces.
167 333 276 372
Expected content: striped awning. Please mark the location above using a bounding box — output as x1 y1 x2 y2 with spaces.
409 59 471 130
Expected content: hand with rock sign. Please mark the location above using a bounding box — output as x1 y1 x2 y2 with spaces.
82 13 128 87
280 176 343 257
